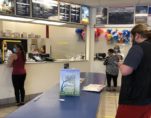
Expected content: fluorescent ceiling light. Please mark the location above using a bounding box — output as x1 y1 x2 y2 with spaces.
0 15 33 22
32 0 57 5
32 20 66 25
96 15 103 18
102 24 135 28
135 14 148 17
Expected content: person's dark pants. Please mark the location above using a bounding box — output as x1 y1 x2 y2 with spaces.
106 73 118 87
12 74 26 103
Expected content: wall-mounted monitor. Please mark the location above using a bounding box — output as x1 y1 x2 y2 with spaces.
0 0 14 15
149 6 151 15
70 4 81 23
136 6 148 14
108 7 134 24
96 7 107 25
16 0 30 16
81 6 89 24
59 2 70 22
32 0 59 20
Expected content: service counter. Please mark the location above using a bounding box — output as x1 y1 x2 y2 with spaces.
0 60 90 105
6 72 106 118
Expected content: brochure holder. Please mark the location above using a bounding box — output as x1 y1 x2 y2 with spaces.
60 69 80 96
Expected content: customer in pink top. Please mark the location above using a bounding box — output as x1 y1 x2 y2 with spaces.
8 44 26 106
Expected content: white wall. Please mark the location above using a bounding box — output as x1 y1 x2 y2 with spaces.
49 26 86 59
2 21 46 37
0 61 90 99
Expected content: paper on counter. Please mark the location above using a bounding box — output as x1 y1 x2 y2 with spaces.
82 84 105 92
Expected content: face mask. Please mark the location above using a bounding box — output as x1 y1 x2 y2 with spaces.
4 47 7 51
13 48 16 53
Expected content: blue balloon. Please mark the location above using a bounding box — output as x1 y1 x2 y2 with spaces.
122 30 130 44
107 29 112 33
76 29 83 34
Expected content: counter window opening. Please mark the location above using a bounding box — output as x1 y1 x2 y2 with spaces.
0 20 87 63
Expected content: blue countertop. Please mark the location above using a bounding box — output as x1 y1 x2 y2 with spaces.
6 72 106 118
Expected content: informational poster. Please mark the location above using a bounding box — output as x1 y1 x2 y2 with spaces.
135 6 148 14
96 7 107 25
59 2 70 22
70 4 81 23
32 0 59 20
16 0 30 16
81 6 89 24
0 0 14 15
108 7 134 24
60 69 80 96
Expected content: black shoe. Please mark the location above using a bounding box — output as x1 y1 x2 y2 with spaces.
16 103 21 106
106 87 112 91
20 102 25 105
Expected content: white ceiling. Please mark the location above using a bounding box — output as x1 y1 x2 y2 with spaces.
61 0 151 7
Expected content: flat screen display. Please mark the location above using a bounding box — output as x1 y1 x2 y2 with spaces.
16 0 30 16
0 0 14 15
59 2 70 22
70 4 81 23
32 0 58 20
136 6 148 14
108 7 134 24
149 6 151 15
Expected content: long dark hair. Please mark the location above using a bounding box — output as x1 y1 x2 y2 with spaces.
16 44 26 62
131 24 151 39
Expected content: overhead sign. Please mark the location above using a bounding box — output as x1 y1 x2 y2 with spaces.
32 0 59 20
16 0 30 16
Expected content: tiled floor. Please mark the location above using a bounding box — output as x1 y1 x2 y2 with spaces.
0 106 18 118
0 91 119 118
97 91 119 118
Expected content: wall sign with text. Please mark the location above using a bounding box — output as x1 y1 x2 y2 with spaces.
70 4 81 23
59 2 70 22
32 0 59 20
16 0 30 16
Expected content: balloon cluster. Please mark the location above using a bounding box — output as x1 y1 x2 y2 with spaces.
75 29 85 40
95 28 104 41
76 28 104 41
105 29 130 44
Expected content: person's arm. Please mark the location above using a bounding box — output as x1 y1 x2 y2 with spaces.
7 54 17 67
118 63 134 76
118 45 143 76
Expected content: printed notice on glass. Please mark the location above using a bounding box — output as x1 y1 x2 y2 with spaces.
16 0 30 16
